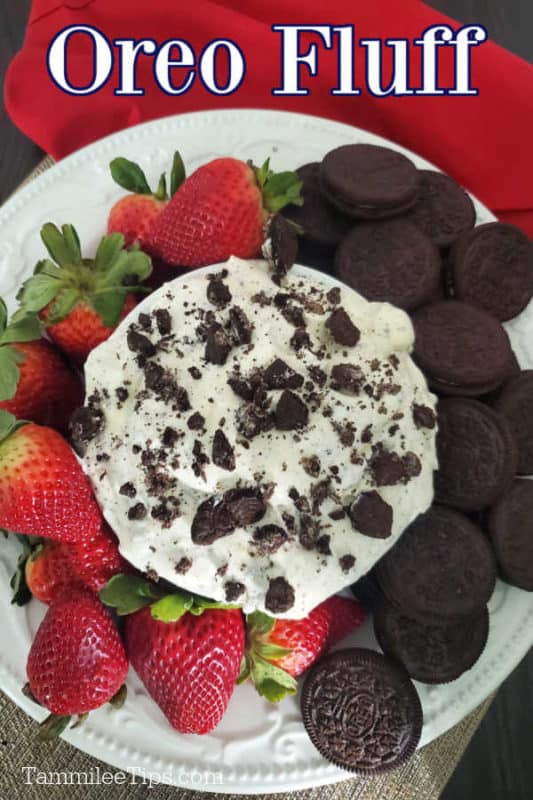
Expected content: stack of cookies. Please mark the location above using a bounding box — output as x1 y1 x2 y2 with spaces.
284 142 533 775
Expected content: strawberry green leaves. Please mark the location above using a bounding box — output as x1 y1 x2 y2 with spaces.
110 158 153 196
0 299 42 402
170 151 186 197
18 224 152 328
110 151 186 200
238 610 297 702
252 158 303 214
100 573 238 621
99 574 162 615
0 410 23 443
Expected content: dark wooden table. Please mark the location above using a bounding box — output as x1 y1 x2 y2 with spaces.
1 2 532 798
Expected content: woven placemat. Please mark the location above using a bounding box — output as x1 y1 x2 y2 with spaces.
0 156 495 799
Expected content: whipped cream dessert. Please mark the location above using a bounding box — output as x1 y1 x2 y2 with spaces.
78 257 437 618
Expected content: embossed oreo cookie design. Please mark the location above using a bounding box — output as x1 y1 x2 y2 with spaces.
81 257 437 617
301 649 423 774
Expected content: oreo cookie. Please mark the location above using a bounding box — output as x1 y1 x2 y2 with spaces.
494 370 533 474
350 570 382 610
413 300 514 396
335 219 441 311
435 399 517 511
374 599 489 684
301 648 422 775
283 163 353 248
449 222 533 321
404 170 476 248
487 479 533 591
375 506 496 622
320 144 420 220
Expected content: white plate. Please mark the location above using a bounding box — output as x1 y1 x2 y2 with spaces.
0 110 532 794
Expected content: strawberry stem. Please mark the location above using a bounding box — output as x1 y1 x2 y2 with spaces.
38 713 72 741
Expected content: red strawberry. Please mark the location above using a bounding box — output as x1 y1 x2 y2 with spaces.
107 153 185 251
151 157 302 267
0 300 83 433
26 522 124 605
100 573 244 734
125 606 244 734
324 594 367 649
17 223 152 364
0 412 102 542
26 586 128 734
240 595 366 701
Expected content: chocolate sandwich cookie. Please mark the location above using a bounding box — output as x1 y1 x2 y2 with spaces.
488 479 533 591
335 219 442 311
413 300 514 396
320 144 420 220
283 163 353 248
301 648 422 775
374 599 489 684
404 170 476 248
435 398 517 511
449 222 533 321
376 506 496 622
494 370 533 474
350 570 382 610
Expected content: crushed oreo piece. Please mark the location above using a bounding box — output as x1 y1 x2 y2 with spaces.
263 214 298 276
307 365 327 388
175 557 192 574
329 507 346 521
339 554 356 572
299 514 320 550
115 386 129 403
349 490 393 538
237 403 274 439
70 406 105 454
207 276 232 307
316 534 332 555
127 329 156 357
191 496 236 544
252 524 288 555
331 363 364 394
332 421 356 448
155 308 172 336
327 287 341 305
223 488 266 526
301 455 321 477
290 327 312 351
326 308 360 347
275 390 309 430
264 358 304 390
188 366 202 380
162 427 179 447
282 304 306 328
187 412 205 431
138 313 152 331
370 445 422 486
205 323 232 365
143 362 190 410
119 482 137 498
212 429 236 471
224 581 245 602
413 404 437 430
151 497 181 527
128 502 147 521
228 376 254 402
265 576 295 613
229 306 253 345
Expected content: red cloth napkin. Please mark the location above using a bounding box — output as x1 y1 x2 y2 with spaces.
5 0 533 236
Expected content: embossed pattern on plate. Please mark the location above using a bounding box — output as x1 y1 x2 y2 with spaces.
0 110 531 794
